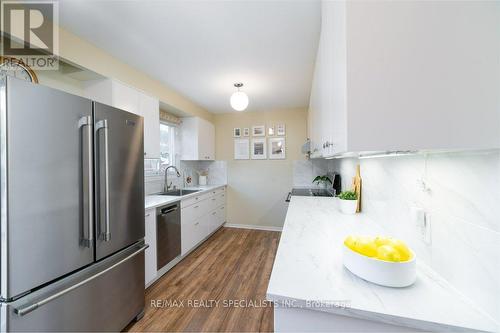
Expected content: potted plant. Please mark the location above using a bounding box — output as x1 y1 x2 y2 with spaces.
312 175 332 189
337 190 358 214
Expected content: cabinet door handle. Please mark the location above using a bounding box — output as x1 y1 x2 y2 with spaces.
212 212 217 215
145 213 151 217
194 205 199 209
194 222 200 226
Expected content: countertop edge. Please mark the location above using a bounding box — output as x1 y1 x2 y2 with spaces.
144 184 227 210
266 292 487 333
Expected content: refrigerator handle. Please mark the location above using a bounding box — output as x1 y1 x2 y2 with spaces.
78 116 94 248
96 119 111 242
13 244 149 317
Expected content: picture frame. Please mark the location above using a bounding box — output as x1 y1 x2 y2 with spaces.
269 137 286 159
243 127 250 137
233 127 241 137
251 138 267 159
277 124 286 136
234 138 250 160
268 125 275 136
252 125 265 137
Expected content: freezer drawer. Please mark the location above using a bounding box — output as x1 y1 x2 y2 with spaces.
1 242 147 332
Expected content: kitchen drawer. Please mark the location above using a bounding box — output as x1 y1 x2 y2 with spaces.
215 192 225 207
181 191 211 208
217 205 226 226
207 194 218 209
207 209 219 234
207 186 224 197
181 199 210 223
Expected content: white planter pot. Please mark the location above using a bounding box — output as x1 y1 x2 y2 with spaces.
199 175 207 186
319 182 327 189
338 199 357 214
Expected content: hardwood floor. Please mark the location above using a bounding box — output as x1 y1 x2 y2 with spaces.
125 227 281 332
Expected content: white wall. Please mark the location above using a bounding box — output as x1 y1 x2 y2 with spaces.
331 150 500 321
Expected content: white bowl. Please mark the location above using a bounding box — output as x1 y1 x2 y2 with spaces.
342 245 417 287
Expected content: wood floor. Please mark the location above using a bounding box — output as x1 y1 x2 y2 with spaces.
125 227 281 332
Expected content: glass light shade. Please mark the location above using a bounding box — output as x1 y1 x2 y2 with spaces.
230 91 249 111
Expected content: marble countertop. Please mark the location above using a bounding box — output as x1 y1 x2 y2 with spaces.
267 196 499 333
145 184 226 210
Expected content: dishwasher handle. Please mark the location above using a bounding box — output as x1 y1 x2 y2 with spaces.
159 204 179 216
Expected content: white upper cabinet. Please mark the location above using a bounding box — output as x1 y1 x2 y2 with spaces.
84 79 161 158
180 117 215 161
138 93 161 159
309 1 500 157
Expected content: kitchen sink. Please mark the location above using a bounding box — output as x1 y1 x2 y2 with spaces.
159 189 200 196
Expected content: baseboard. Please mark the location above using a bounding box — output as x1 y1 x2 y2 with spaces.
224 223 283 232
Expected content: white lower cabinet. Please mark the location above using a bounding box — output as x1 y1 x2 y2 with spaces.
144 208 157 286
181 186 226 256
144 186 227 287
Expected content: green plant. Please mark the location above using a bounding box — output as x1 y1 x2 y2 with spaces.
312 175 332 186
338 191 357 200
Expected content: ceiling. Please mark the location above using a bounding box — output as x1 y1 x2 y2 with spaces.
59 0 321 113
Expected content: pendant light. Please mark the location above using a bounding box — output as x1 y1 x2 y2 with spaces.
230 83 249 111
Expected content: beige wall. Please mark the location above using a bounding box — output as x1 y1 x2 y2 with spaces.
214 108 308 228
36 70 85 96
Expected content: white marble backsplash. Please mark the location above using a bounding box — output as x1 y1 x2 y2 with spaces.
293 159 335 188
145 160 227 195
331 149 500 323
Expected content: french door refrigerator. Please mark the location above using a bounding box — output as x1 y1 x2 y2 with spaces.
0 77 147 331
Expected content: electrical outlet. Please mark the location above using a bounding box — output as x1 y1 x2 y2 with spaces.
410 206 431 245
422 214 432 245
410 206 425 226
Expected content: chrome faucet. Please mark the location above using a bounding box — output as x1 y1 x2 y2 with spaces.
164 165 181 192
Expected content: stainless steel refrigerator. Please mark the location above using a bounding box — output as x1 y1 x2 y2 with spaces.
0 77 147 331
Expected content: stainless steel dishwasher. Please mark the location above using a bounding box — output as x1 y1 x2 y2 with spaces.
156 202 181 270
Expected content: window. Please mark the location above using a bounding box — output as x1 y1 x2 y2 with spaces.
159 122 176 173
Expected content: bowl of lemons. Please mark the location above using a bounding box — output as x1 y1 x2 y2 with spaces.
342 235 416 287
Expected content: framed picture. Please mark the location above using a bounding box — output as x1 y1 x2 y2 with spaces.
251 138 267 159
268 125 275 136
277 124 286 136
233 128 241 137
252 125 265 137
234 138 250 160
269 137 286 159
243 128 250 137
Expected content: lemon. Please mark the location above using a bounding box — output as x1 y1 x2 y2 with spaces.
374 236 392 247
344 235 357 250
389 239 412 261
376 245 402 262
353 237 377 257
